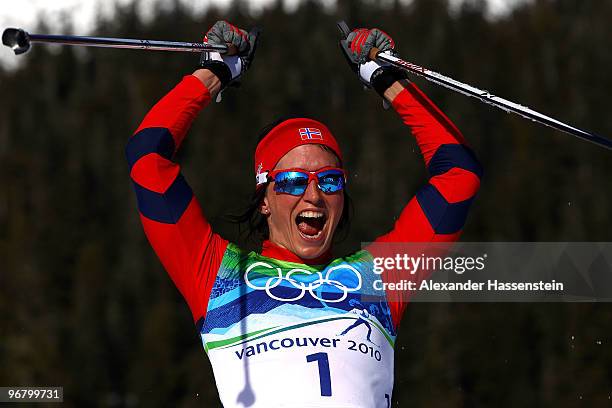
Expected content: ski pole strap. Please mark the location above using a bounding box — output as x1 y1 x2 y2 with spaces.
371 66 408 96
198 60 232 88
366 47 408 96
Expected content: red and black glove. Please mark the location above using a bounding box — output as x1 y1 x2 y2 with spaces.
199 20 259 90
339 24 408 96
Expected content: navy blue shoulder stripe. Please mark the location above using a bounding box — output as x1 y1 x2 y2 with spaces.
126 127 175 170
427 144 483 178
416 183 474 235
132 174 193 224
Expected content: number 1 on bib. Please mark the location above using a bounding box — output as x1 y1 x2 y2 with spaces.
306 352 332 397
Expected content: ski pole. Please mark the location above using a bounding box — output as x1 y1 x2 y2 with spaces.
2 28 231 55
337 22 612 151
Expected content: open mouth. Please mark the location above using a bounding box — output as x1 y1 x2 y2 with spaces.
295 210 327 240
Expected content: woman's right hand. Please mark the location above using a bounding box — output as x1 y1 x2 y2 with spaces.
196 21 259 91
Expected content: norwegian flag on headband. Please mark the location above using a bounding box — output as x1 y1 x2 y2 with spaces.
299 128 323 140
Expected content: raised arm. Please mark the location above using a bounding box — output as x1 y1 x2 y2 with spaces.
339 27 482 328
377 79 482 327
126 21 257 324
126 72 227 323
375 80 482 244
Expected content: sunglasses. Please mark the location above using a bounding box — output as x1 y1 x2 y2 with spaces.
267 167 346 196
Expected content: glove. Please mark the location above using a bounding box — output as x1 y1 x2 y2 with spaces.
339 26 408 96
199 20 259 90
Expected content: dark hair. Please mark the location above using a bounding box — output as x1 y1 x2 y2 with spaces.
224 115 353 246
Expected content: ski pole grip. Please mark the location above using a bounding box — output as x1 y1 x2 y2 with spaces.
369 47 380 61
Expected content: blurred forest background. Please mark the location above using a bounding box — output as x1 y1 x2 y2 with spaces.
1 0 611 406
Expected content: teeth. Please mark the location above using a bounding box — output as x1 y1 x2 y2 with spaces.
301 229 323 239
309 230 323 238
299 211 325 219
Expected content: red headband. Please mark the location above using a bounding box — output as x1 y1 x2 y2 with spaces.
254 118 343 187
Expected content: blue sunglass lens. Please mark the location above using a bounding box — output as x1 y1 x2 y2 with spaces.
273 171 309 195
317 170 345 193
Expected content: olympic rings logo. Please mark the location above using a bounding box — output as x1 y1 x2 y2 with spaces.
244 261 362 303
